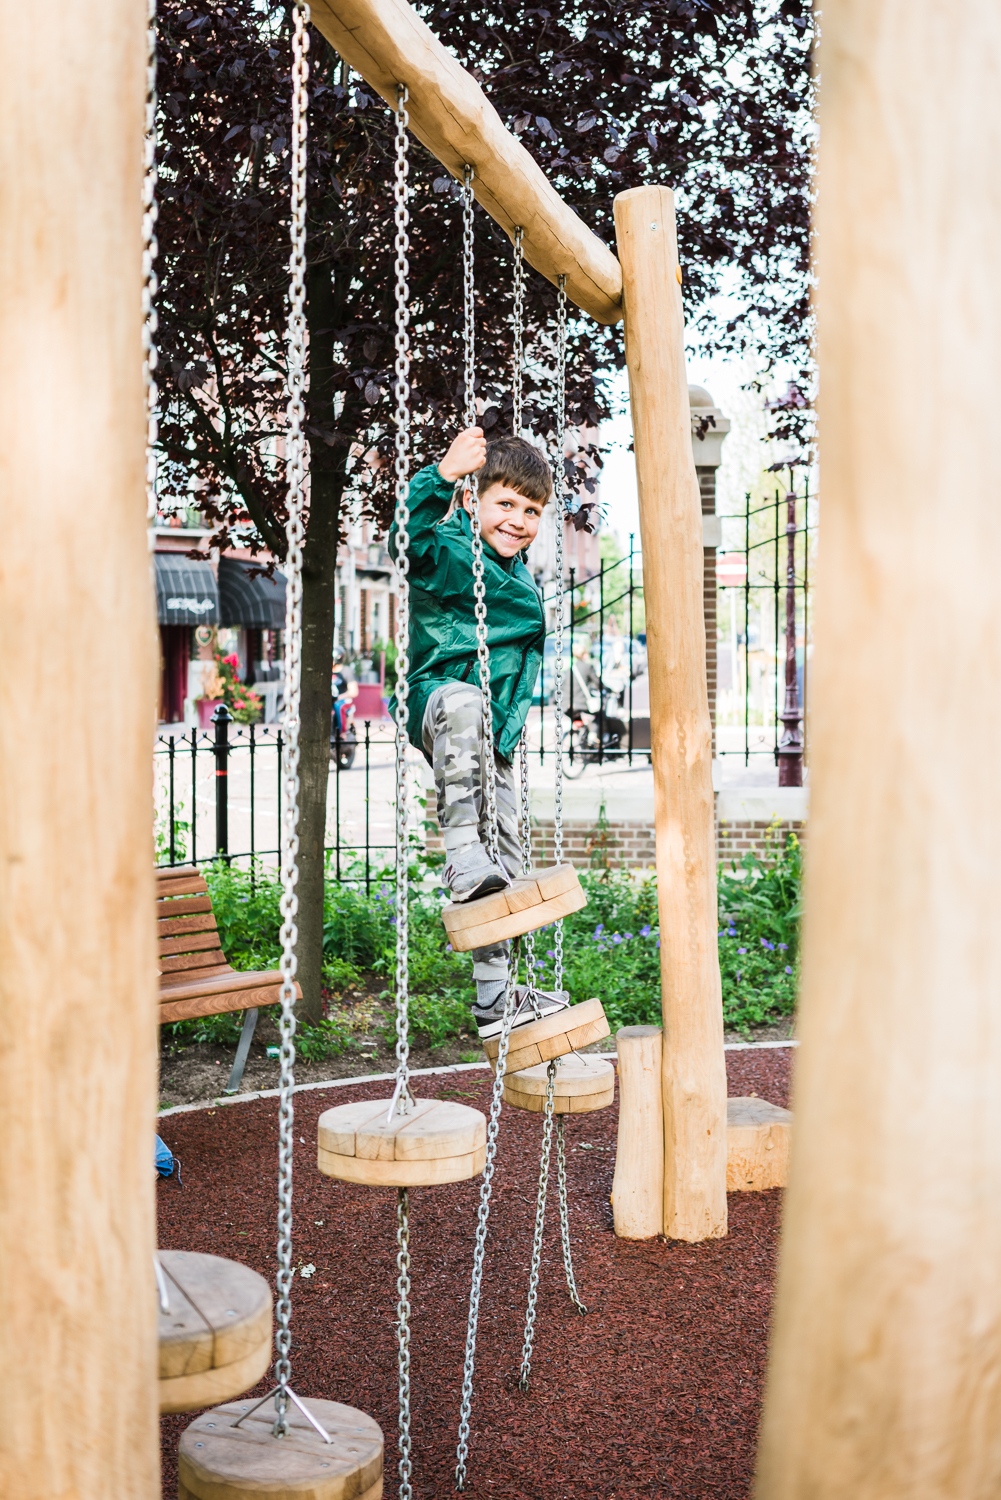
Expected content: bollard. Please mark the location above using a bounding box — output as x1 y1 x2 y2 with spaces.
212 702 232 859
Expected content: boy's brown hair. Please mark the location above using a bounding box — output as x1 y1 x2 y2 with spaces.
476 435 553 504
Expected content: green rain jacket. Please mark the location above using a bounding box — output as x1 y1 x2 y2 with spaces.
388 463 546 764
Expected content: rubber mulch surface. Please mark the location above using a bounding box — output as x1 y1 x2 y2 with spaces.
158 1048 791 1498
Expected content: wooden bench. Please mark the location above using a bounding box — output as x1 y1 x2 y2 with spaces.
156 864 296 1093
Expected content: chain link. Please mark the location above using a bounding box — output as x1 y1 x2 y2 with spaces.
461 167 501 866
556 1116 587 1313
511 227 524 434
142 0 159 541
396 1187 414 1500
552 278 568 992
390 86 414 1121
454 939 522 1491
391 86 415 1500
273 0 310 1437
518 1061 558 1390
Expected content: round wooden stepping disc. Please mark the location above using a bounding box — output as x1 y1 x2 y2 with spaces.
442 862 587 953
178 1397 383 1500
317 1096 486 1187
159 1251 273 1415
482 996 611 1077
503 1054 615 1114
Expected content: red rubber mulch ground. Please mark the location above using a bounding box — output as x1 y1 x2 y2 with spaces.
158 1048 791 1499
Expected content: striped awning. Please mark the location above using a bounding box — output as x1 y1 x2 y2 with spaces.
154 552 219 626
218 556 287 629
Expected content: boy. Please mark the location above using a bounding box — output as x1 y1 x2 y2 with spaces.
390 426 568 1039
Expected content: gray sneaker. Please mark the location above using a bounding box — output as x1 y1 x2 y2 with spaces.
473 987 570 1041
443 842 511 904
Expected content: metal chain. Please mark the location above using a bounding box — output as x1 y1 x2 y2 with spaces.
518 1061 558 1390
391 86 415 1500
142 0 159 540
273 0 310 1437
517 727 538 994
552 278 568 992
511 226 524 434
556 1116 587 1314
454 939 522 1491
396 1187 414 1500
461 166 501 866
390 86 414 1122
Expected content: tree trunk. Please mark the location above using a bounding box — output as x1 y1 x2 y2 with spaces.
293 251 349 1025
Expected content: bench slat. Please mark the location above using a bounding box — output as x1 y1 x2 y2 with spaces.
158 968 284 1004
160 963 234 987
156 894 213 918
155 876 208 899
159 948 229 975
156 864 200 881
158 912 218 938
159 981 286 1026
159 929 220 957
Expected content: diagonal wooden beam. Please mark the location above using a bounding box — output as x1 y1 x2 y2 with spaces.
308 0 623 324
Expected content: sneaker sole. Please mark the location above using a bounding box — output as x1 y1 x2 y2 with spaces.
449 870 510 904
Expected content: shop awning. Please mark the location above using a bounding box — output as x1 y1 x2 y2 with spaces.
154 552 219 626
218 556 287 629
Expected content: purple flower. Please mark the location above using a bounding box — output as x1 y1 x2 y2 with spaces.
612 934 622 944
785 965 793 974
736 971 742 981
445 943 452 952
777 943 788 951
594 924 604 937
760 938 775 951
623 932 634 941
546 950 556 959
737 947 746 955
640 925 651 938
656 939 661 948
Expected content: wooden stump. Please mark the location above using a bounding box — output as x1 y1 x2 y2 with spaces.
178 1397 383 1500
503 1054 615 1114
158 1251 273 1415
726 1097 793 1192
611 1026 665 1239
481 997 610 1077
317 1097 486 1187
442 864 586 953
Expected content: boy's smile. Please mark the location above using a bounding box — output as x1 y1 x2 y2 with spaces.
464 481 544 559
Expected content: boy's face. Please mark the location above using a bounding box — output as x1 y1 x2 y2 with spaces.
463 481 546 559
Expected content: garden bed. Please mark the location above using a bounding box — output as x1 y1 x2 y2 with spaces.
157 1046 791 1498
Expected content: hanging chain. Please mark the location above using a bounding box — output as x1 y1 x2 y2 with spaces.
390 85 415 1500
396 1186 414 1500
556 1117 587 1313
273 0 310 1438
390 86 414 1122
454 939 522 1491
142 0 159 541
518 727 539 1000
552 278 568 992
518 1061 558 1390
511 227 524 434
462 166 501 866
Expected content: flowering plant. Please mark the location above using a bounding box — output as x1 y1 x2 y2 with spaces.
213 650 263 724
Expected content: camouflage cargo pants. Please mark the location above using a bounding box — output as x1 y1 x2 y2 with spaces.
422 681 520 981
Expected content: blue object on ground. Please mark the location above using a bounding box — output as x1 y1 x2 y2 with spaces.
155 1134 180 1184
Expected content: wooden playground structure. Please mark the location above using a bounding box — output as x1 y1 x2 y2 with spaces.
4 0 1001 1493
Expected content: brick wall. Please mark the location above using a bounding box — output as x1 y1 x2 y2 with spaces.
717 817 805 867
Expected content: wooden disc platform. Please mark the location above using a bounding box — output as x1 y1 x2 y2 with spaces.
482 995 610 1077
317 1097 486 1187
503 1053 615 1114
178 1397 384 1500
442 863 586 952
159 1251 272 1415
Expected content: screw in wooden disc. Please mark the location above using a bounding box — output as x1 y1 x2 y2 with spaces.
316 1096 486 1187
482 995 611 1077
442 863 587 952
178 1397 383 1500
159 1251 272 1415
503 1053 615 1114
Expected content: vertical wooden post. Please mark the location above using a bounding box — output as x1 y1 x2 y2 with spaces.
755 4 1001 1495
0 3 160 1498
612 1026 665 1239
614 187 727 1242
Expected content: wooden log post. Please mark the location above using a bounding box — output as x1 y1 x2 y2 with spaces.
755 4 1001 1495
612 1027 665 1238
614 188 727 1242
0 3 160 1497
